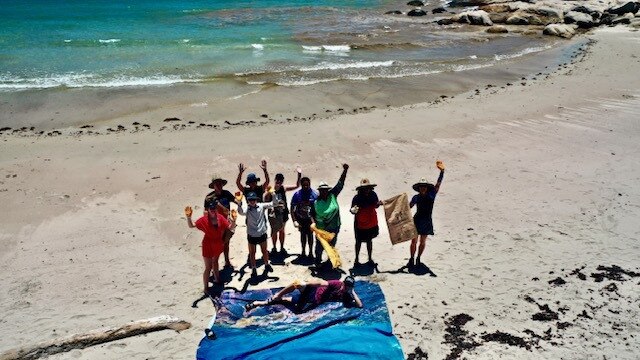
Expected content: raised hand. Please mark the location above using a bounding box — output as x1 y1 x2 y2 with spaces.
296 166 302 174
231 209 238 221
238 163 246 173
184 206 193 218
234 191 243 203
342 163 349 170
260 159 268 170
436 160 445 171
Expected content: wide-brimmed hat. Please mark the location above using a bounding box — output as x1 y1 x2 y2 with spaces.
412 178 433 192
245 173 260 184
317 181 332 190
208 175 228 189
355 178 377 191
246 192 260 201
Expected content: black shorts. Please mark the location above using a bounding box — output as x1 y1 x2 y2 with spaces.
355 225 379 242
247 233 268 245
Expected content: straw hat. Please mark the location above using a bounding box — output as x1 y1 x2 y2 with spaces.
317 181 332 190
208 175 228 189
412 177 433 192
355 178 377 191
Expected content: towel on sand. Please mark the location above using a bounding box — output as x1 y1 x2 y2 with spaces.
196 281 403 360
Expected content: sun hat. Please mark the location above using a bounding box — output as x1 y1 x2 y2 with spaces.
412 177 433 192
246 173 260 184
317 181 332 190
344 276 355 288
208 175 228 189
355 178 377 191
246 192 260 201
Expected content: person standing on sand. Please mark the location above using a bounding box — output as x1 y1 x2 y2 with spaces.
265 168 302 254
290 176 318 260
185 199 230 295
312 164 349 267
237 191 279 278
236 160 270 201
244 276 362 314
204 175 239 269
350 178 383 265
408 160 445 268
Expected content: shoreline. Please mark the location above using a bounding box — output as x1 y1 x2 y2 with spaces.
1 27 639 360
1 33 577 133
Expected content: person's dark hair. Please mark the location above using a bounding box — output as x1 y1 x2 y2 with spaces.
301 176 311 184
344 276 355 288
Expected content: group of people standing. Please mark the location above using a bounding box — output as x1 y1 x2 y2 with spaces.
184 159 445 296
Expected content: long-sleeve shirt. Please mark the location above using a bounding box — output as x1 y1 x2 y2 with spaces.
238 196 277 237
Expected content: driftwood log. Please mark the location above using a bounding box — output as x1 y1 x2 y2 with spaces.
0 315 191 360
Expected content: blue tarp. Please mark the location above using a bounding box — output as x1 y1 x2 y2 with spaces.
196 281 404 360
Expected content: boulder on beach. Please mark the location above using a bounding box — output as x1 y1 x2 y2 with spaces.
543 24 577 38
407 0 425 6
486 25 509 33
432 7 448 14
385 10 403 15
606 2 640 15
611 13 634 24
600 12 617 25
448 0 502 7
437 18 455 25
452 10 494 25
489 12 510 23
407 9 427 16
506 10 562 25
564 11 598 28
570 5 597 15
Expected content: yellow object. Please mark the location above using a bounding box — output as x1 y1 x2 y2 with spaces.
292 280 302 289
234 191 243 203
436 160 445 171
184 206 193 217
310 224 341 269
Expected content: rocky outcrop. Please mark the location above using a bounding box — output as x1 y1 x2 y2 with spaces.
408 9 427 16
385 10 403 15
486 25 509 33
407 0 425 6
543 24 577 38
432 7 448 14
452 10 494 25
606 2 640 15
564 11 598 28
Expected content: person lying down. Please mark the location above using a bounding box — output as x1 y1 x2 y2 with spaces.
245 276 363 314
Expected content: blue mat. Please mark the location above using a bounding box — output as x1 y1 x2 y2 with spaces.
196 281 404 360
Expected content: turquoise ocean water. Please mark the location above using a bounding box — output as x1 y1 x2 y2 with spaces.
0 0 556 91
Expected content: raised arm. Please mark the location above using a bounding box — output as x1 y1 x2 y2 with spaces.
331 163 349 196
185 206 196 228
435 160 445 193
236 163 246 192
285 166 302 191
260 159 270 190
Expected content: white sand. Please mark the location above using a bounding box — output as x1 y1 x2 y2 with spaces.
1 28 639 359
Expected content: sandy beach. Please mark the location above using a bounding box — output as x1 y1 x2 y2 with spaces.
1 26 639 360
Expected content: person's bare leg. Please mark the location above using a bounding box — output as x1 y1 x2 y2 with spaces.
306 232 314 258
246 282 300 311
224 240 232 267
260 241 272 271
278 228 286 252
271 232 277 252
355 240 362 264
202 257 213 293
408 238 418 267
366 240 373 263
417 235 428 264
212 255 221 283
249 243 257 270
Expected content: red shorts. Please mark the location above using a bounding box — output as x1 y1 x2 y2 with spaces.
202 239 223 258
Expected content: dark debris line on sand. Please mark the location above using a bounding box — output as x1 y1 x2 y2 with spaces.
437 264 639 359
